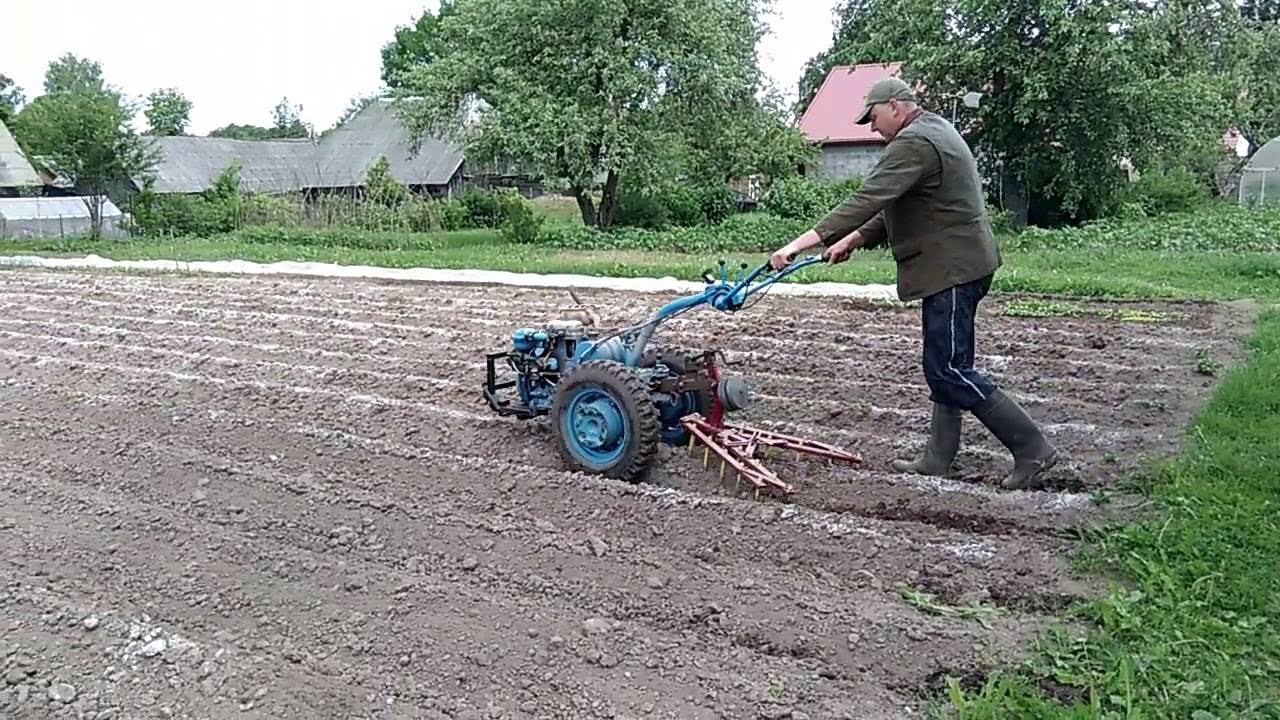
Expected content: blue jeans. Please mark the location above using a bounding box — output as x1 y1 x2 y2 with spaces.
921 275 997 409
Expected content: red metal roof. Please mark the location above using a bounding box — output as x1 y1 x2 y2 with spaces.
799 62 903 145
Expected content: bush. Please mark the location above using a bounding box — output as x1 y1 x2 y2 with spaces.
613 183 745 229
460 187 505 227
759 176 863 222
615 188 671 229
1123 166 1211 216
1002 203 1280 253
495 189 544 244
227 225 442 251
537 212 809 253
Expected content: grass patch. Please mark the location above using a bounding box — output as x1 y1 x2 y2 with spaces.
3 232 1280 303
932 310 1280 719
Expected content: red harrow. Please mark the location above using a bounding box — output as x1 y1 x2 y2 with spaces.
675 351 862 497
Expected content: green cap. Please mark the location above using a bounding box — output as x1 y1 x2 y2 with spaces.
855 77 916 124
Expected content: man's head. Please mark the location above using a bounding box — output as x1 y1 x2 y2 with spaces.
855 77 918 139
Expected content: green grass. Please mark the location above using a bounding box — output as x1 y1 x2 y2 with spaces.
3 231 1280 303
933 310 1280 719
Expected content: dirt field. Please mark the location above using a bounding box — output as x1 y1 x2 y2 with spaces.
0 267 1251 719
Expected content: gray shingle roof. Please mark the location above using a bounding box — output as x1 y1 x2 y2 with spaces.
309 99 464 188
0 120 41 188
129 100 468 195
138 136 317 194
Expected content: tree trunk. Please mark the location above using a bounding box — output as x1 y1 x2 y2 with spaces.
596 170 620 231
85 195 103 239
573 187 597 227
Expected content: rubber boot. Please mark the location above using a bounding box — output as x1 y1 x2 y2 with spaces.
971 389 1059 490
890 403 962 476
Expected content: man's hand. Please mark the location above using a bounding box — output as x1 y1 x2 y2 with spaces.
768 243 798 271
824 235 855 263
822 233 860 264
769 229 823 270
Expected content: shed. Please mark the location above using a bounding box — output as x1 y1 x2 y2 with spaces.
0 120 41 190
134 136 318 195
798 62 902 181
309 99 464 196
0 195 127 238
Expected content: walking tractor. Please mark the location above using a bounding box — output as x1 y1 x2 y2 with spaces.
481 254 863 496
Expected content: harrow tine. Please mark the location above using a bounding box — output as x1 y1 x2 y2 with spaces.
677 413 862 498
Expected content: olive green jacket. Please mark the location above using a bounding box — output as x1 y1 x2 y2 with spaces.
813 110 1001 301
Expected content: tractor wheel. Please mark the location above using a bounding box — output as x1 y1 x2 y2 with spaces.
551 360 660 483
641 347 713 445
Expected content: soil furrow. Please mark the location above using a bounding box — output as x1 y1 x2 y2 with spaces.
0 268 1249 720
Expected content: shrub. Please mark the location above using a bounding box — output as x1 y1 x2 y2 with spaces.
495 189 544 244
1002 203 1280 253
759 176 863 222
1123 166 1211 216
461 187 505 227
536 212 809 253
228 225 442 251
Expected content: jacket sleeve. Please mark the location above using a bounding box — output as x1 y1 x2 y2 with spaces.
812 137 931 245
856 212 887 249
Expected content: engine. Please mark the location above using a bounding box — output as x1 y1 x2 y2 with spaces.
507 319 589 415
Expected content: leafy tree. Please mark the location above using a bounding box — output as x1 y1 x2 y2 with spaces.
793 0 937 117
806 0 1233 225
144 88 194 136
43 53 105 95
0 73 24 124
208 96 312 140
381 1 456 88
392 0 807 230
12 85 160 237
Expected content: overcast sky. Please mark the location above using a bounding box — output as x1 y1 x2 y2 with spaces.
4 0 843 135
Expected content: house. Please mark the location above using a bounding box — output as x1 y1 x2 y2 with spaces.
798 62 903 181
128 99 537 200
0 119 42 194
306 98 466 198
131 135 317 195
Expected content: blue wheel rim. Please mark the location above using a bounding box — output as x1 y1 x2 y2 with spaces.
561 386 631 469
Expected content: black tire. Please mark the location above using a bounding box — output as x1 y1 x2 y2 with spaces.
640 347 713 445
551 360 660 483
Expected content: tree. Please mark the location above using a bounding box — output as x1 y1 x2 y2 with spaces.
12 85 160 237
804 0 1233 225
392 0 806 230
0 73 23 124
144 88 194 136
793 0 936 117
381 1 456 88
43 53 105 95
208 96 312 140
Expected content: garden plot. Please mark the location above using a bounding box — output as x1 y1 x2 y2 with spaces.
0 268 1248 719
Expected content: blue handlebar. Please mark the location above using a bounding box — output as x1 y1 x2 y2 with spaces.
578 251 827 367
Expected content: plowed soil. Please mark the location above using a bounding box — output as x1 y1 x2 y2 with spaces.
0 268 1251 719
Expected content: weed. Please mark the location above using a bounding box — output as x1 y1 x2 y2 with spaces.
900 587 1006 629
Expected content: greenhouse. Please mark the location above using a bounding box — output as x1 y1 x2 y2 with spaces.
0 196 127 239
1239 135 1280 206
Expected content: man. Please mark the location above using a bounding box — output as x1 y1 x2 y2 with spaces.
770 76 1058 490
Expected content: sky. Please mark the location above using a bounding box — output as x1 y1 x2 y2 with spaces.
3 0 843 136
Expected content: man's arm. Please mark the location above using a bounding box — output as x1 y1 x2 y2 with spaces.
812 138 930 245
